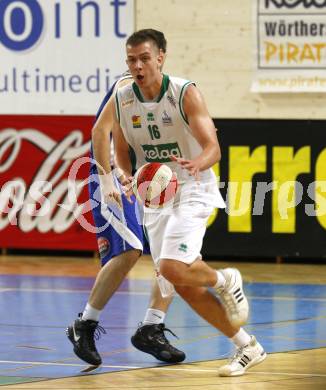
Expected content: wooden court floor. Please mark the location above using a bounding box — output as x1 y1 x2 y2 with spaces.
0 255 326 390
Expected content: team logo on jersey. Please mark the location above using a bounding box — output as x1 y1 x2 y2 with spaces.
167 95 177 108
162 110 173 126
98 237 110 258
132 115 141 128
147 112 155 122
141 142 182 163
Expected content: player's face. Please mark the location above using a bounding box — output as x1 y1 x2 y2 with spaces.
126 41 163 88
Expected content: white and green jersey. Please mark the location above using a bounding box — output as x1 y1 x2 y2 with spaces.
115 74 225 208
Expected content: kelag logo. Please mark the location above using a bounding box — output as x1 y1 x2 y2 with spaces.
0 0 44 51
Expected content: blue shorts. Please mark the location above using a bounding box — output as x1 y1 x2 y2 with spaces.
88 169 150 266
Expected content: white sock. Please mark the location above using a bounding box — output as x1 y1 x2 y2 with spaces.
214 270 226 289
81 303 101 322
143 308 166 325
231 328 251 348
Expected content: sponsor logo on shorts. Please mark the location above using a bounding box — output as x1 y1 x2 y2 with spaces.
132 115 141 128
141 142 182 163
98 237 110 258
178 243 188 253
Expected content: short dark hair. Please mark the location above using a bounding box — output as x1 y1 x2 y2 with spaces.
126 29 167 53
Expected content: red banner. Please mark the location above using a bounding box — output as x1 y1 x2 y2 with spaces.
0 115 97 250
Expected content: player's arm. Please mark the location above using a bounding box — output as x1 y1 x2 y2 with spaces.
92 95 115 175
111 118 134 199
91 95 121 205
111 117 132 179
91 78 131 205
171 84 221 178
92 78 131 175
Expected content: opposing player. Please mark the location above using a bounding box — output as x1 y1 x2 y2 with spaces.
107 29 266 376
66 30 185 366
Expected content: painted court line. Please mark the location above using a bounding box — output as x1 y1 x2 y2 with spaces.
1 288 326 302
0 288 149 295
151 366 326 377
0 360 140 369
1 360 326 378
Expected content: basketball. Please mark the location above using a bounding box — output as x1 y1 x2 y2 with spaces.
132 162 178 208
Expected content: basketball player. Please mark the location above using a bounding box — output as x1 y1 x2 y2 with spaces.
103 29 266 376
66 30 185 366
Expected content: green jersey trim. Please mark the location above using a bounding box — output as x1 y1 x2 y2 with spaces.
156 74 170 102
132 74 170 103
179 81 195 125
115 93 121 123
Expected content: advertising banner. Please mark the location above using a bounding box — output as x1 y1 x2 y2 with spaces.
252 0 326 92
0 115 97 250
1 117 325 258
0 0 134 115
203 119 326 259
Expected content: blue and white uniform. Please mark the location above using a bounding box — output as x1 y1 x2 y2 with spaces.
88 75 149 266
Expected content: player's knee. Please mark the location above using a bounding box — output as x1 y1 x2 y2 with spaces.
124 249 141 265
109 249 140 272
159 259 184 285
175 285 206 302
174 285 192 298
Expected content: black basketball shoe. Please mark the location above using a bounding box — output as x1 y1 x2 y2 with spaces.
131 323 186 363
66 313 106 366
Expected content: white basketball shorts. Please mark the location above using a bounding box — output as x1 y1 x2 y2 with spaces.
143 202 214 267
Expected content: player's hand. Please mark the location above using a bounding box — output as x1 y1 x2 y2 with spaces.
170 155 200 181
99 173 123 207
117 173 134 204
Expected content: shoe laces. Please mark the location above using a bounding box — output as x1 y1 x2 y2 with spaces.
83 324 106 351
150 323 179 345
229 343 252 365
221 290 241 314
229 345 245 363
158 323 178 338
77 313 106 341
78 315 106 350
94 324 106 341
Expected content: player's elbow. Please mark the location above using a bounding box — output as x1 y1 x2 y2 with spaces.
214 144 221 163
91 124 100 138
216 151 221 163
91 124 105 145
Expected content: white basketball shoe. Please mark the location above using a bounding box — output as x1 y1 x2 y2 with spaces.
216 268 249 327
218 336 266 376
